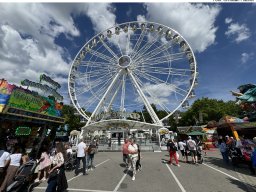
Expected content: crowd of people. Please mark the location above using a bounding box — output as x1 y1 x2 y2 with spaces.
1 134 255 191
217 135 256 175
164 136 204 167
0 138 99 192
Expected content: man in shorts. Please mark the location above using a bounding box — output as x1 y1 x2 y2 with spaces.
187 136 197 164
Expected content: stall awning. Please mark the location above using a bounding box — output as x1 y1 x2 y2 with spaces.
187 131 206 136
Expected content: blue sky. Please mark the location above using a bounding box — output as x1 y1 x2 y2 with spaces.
0 3 255 114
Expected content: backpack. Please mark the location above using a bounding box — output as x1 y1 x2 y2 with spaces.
169 143 178 151
187 140 195 150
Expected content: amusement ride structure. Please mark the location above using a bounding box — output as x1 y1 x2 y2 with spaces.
68 21 198 140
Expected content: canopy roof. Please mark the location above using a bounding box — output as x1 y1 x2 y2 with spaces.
187 131 205 136
82 119 163 133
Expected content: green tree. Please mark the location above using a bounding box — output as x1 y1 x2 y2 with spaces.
61 105 86 132
178 98 241 126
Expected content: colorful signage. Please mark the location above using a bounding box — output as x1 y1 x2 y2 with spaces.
21 79 63 101
40 74 61 89
0 79 15 112
15 126 31 136
8 88 63 117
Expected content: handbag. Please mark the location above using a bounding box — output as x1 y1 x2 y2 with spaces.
48 169 59 180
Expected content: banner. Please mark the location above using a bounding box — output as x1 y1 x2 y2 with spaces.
21 79 63 101
0 79 15 112
8 88 63 117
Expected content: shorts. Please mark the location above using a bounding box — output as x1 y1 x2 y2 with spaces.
180 150 186 157
189 150 197 157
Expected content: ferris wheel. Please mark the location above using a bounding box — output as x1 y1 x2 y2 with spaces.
68 21 198 127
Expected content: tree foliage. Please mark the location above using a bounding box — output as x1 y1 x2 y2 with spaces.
61 105 86 132
178 98 241 126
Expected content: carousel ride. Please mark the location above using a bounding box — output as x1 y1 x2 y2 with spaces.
231 84 256 121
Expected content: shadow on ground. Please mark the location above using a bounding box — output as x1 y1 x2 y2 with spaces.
205 156 253 177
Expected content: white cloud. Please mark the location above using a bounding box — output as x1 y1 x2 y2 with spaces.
142 83 176 105
86 3 116 33
225 22 251 43
141 3 221 53
137 15 147 23
225 17 232 24
0 3 116 103
241 52 254 64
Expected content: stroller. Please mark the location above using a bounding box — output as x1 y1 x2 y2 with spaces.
228 147 251 166
65 152 77 171
197 145 204 164
6 160 40 192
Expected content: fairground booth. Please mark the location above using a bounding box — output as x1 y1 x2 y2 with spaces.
217 116 256 140
0 78 64 157
177 125 218 149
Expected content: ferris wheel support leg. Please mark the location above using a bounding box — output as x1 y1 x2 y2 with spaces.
127 69 162 125
85 69 123 126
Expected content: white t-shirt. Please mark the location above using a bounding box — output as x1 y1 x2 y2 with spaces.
187 139 197 150
77 142 87 157
178 141 186 151
0 151 10 168
128 143 138 158
10 153 22 167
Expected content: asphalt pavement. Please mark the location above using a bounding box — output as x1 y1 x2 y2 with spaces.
33 150 256 192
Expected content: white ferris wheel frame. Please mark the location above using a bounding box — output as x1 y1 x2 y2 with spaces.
68 21 198 129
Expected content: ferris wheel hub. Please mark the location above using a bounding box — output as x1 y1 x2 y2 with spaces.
118 55 131 68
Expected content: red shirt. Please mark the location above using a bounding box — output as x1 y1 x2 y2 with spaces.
122 142 130 155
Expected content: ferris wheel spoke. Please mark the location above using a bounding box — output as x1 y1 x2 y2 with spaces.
137 52 185 67
88 49 117 64
130 29 147 58
136 66 191 76
100 39 119 60
106 80 122 112
86 70 116 79
126 31 131 55
133 69 186 97
82 77 115 110
138 69 188 95
127 69 161 124
133 41 173 64
80 61 113 68
120 73 127 112
133 73 169 113
76 74 113 96
75 69 113 79
86 69 123 125
132 32 161 62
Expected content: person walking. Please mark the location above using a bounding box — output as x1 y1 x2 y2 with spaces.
178 139 187 162
75 139 87 176
219 138 229 164
87 141 97 170
128 138 138 181
167 139 180 167
46 142 68 192
122 138 130 168
187 136 198 164
0 147 25 192
0 149 10 186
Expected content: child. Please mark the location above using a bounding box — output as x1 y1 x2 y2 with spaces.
35 146 51 182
